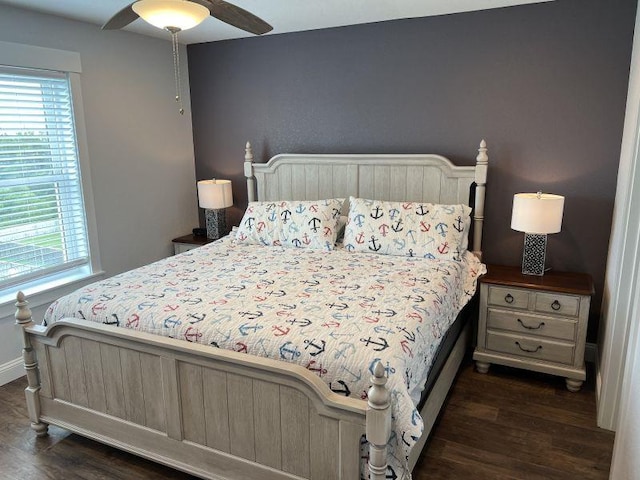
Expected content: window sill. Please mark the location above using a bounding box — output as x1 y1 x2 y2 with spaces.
0 266 105 319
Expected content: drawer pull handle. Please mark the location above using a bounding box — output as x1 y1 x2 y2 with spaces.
505 293 514 304
515 341 542 353
551 300 561 311
517 318 545 330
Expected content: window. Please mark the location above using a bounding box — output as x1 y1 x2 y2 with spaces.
0 42 100 306
0 67 90 290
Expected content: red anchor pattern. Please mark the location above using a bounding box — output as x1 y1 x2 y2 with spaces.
235 199 343 251
438 242 450 254
184 326 202 342
125 313 140 329
344 198 471 262
272 325 290 336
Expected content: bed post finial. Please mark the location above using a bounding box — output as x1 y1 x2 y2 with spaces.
15 291 32 327
473 140 488 260
15 292 48 437
244 141 256 203
367 360 391 480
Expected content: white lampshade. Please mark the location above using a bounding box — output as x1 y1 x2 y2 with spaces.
511 192 564 234
198 179 233 209
133 0 209 31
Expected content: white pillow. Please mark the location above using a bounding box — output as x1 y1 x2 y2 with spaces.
235 199 343 251
343 197 471 260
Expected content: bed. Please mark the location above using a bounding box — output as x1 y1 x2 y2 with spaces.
15 140 489 480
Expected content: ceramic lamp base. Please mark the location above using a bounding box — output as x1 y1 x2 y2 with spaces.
522 233 547 276
205 208 227 240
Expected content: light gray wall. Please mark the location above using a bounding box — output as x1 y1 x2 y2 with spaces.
0 5 198 383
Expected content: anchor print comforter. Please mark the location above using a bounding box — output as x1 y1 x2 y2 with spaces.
44 234 485 479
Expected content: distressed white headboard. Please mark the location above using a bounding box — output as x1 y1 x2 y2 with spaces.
243 141 488 258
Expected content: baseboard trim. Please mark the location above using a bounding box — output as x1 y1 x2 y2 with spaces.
0 357 24 386
585 342 598 364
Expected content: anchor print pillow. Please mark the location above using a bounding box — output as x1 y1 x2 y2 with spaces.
235 199 343 251
343 197 471 260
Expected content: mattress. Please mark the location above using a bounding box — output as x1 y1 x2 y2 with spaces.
45 234 485 477
416 295 476 412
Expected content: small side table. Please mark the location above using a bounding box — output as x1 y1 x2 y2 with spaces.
171 234 213 255
473 265 594 392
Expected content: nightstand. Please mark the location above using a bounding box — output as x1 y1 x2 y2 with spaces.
171 234 214 255
473 265 594 392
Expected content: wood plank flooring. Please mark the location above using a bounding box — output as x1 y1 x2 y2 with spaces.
414 358 615 479
0 356 614 479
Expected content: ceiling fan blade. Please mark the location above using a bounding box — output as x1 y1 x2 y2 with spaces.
197 0 273 35
102 2 139 30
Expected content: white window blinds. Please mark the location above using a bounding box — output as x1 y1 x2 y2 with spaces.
0 66 90 289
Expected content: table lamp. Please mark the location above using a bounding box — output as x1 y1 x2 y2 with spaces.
511 192 564 276
197 179 233 240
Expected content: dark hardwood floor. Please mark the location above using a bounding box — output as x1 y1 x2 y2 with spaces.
0 356 614 479
414 358 615 479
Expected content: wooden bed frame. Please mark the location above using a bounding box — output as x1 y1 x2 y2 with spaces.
15 141 488 480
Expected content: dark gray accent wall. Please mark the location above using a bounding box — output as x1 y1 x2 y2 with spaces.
187 0 637 341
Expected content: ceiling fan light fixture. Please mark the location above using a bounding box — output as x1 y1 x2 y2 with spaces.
132 0 209 31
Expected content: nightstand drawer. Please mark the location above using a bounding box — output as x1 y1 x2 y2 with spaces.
487 286 529 309
487 309 576 341
486 331 574 365
174 243 200 255
172 234 213 256
534 292 579 317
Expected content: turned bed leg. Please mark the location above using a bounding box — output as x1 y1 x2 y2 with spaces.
367 361 392 480
15 292 48 437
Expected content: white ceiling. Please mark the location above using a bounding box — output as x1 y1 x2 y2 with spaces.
0 0 554 44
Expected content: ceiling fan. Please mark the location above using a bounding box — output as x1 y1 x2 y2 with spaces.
102 0 272 114
102 0 273 35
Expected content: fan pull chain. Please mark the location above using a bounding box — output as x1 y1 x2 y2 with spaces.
170 29 184 115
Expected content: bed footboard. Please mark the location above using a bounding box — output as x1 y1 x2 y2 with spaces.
15 292 391 480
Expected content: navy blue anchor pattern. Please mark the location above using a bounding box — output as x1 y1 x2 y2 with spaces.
235 199 343 251
44 234 485 478
344 197 472 261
